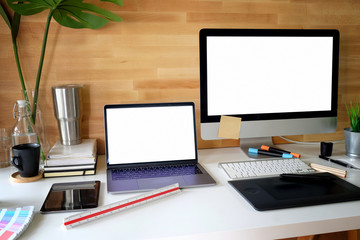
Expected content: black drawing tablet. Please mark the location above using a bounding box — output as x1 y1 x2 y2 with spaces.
40 181 100 213
228 173 360 211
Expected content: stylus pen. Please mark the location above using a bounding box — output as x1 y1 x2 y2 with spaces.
248 148 293 158
261 145 301 158
280 173 336 182
318 155 356 169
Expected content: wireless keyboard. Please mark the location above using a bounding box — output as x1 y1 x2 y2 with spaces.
219 158 315 180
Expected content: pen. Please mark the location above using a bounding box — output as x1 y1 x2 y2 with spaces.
261 145 301 158
280 173 336 182
318 155 353 169
248 148 293 158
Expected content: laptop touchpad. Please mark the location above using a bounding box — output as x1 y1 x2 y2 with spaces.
138 176 186 189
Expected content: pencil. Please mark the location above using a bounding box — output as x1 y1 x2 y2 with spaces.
309 163 347 178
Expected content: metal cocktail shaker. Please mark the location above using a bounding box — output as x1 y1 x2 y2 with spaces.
52 85 83 145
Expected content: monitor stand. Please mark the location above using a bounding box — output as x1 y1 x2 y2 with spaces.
240 137 275 159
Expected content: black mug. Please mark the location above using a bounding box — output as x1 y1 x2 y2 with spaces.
11 143 41 177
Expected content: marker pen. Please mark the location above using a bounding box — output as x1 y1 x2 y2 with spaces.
261 145 301 158
248 148 293 158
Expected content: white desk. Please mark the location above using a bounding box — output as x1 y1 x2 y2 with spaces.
1 143 360 240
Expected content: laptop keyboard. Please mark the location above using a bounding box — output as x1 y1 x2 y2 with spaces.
112 164 203 180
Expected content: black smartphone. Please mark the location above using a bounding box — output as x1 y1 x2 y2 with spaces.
40 180 100 214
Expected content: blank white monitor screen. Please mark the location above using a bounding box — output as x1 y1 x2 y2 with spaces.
199 29 339 140
207 36 333 115
105 104 196 165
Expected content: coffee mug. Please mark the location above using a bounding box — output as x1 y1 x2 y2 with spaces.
11 143 41 177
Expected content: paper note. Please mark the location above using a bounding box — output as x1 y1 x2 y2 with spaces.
218 116 242 139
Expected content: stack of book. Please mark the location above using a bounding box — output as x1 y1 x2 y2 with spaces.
43 139 97 178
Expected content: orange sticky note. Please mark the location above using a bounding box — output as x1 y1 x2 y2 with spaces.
217 116 242 139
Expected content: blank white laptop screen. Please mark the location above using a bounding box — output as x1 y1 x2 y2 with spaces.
106 105 196 165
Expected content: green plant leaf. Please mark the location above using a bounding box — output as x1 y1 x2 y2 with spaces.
6 0 51 15
7 0 123 29
53 7 109 29
101 0 123 6
0 2 12 29
346 102 360 132
54 1 123 29
11 12 21 41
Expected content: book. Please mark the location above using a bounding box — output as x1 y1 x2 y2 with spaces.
44 163 95 171
45 157 96 166
43 169 96 178
43 157 97 178
45 139 97 166
0 206 35 240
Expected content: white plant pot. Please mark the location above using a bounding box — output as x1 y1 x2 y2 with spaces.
344 127 360 158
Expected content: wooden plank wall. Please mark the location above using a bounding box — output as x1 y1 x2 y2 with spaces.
1 0 360 154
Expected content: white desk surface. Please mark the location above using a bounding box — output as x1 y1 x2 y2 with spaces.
1 143 360 240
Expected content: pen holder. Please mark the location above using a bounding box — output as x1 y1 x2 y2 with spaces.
320 142 333 157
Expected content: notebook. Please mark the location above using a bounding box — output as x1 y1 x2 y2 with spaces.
104 102 216 193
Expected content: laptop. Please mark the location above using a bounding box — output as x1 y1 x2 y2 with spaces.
104 102 216 193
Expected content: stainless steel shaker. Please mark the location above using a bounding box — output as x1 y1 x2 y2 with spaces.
52 85 83 145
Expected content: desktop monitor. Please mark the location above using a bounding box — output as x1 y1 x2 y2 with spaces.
199 29 339 145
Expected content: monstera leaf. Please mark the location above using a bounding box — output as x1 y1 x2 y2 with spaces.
6 0 123 29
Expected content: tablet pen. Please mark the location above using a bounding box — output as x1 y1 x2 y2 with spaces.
249 148 293 158
318 155 354 169
280 173 336 182
261 145 301 158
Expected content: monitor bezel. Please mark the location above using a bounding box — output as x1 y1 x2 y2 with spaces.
199 28 339 124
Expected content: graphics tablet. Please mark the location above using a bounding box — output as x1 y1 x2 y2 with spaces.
229 172 360 211
40 181 100 213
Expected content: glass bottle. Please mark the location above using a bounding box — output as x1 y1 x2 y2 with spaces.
23 90 50 154
12 100 38 146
